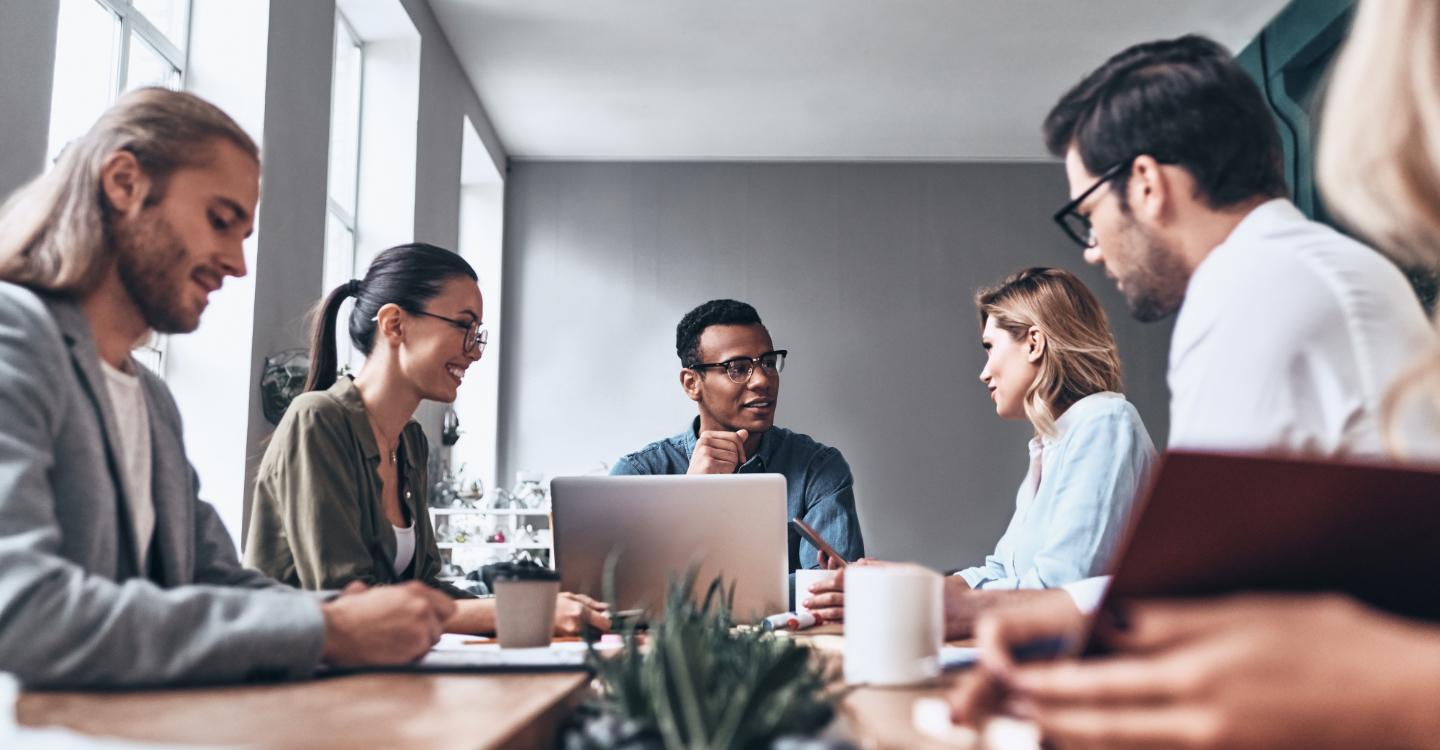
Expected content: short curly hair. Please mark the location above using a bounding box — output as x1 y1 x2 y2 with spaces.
676 299 763 369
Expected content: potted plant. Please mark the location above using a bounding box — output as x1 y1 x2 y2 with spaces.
561 560 853 750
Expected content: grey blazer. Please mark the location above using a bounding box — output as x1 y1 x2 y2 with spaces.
0 282 326 687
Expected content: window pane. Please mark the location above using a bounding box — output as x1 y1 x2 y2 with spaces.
125 32 179 92
327 16 363 216
131 0 188 51
47 0 120 166
323 210 356 296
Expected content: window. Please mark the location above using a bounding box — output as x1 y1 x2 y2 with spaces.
47 0 189 377
47 0 190 166
323 11 364 370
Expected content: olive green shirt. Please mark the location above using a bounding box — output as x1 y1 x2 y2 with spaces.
244 377 472 599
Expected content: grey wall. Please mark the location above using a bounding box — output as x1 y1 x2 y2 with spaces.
498 161 1173 571
0 0 59 198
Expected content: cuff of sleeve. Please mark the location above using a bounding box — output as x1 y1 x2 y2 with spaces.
1062 576 1112 615
956 569 992 589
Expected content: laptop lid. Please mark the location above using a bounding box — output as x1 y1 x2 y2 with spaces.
551 474 789 620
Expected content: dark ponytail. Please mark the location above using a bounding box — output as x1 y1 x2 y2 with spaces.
304 243 477 392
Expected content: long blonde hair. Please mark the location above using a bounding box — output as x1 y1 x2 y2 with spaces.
1318 0 1440 454
976 267 1124 438
0 87 258 295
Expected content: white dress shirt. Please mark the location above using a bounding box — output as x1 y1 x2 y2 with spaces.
1168 199 1436 457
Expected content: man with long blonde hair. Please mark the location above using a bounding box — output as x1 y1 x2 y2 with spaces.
0 88 455 687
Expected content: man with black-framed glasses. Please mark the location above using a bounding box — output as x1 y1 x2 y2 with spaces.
611 299 865 593
1046 35 1432 460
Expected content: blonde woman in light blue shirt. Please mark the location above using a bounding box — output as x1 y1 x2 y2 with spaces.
956 267 1156 593
804 268 1155 636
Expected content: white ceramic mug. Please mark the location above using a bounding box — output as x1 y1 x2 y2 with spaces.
794 568 837 614
843 564 943 685
493 579 560 648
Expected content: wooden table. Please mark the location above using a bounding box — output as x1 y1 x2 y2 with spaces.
18 626 979 750
18 671 590 750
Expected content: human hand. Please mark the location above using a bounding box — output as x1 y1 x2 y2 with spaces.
320 581 458 667
997 594 1440 750
687 429 749 474
949 587 1088 725
803 557 882 623
554 592 612 636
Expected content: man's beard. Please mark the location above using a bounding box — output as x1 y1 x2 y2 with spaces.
1116 218 1190 323
112 212 207 334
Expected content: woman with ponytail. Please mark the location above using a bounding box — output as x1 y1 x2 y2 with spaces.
245 243 608 636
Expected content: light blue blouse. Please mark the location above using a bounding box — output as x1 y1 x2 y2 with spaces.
957 392 1156 590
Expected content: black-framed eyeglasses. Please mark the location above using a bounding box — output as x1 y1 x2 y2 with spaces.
691 350 787 384
1053 158 1133 249
412 311 488 355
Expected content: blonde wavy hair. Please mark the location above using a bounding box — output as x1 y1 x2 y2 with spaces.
1317 0 1440 455
0 87 257 295
976 267 1124 438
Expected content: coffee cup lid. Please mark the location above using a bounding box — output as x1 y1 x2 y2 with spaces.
491 560 561 582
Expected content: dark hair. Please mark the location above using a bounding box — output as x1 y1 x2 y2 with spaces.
304 242 477 392
675 299 763 370
1043 35 1287 209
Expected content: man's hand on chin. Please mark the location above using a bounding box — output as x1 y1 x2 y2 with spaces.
687 429 749 474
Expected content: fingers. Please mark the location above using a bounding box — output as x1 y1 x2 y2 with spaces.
1010 651 1193 705
565 592 609 611
803 591 843 610
1096 598 1248 654
974 593 1087 679
410 581 459 622
808 606 844 623
585 606 613 632
809 569 844 594
691 431 748 473
1030 704 1221 750
341 580 369 595
948 668 1009 726
734 429 748 463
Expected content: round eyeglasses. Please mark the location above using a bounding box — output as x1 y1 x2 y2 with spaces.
691 351 787 383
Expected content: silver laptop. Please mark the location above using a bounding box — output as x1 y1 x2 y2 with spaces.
551 474 788 620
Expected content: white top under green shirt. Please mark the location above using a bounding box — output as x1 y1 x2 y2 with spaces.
100 359 154 570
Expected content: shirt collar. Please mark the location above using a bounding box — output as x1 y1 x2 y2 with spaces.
330 376 382 461
1040 391 1125 448
1201 198 1301 268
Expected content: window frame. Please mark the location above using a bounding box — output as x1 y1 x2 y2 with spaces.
93 0 191 93
327 11 365 250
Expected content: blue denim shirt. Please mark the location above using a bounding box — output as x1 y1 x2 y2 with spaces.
612 418 865 586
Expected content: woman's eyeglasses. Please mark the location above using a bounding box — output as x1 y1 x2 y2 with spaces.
690 351 787 384
412 311 488 355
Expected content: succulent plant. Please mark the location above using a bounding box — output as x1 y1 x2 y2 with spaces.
565 555 847 750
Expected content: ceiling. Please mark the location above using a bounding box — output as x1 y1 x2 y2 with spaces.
427 0 1292 161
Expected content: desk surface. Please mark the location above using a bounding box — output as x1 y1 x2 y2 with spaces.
19 628 978 750
19 672 589 750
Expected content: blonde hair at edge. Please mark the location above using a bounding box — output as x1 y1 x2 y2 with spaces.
1317 0 1440 455
0 87 258 295
976 267 1124 439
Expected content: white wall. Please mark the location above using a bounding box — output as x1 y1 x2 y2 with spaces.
450 116 506 495
498 161 1175 572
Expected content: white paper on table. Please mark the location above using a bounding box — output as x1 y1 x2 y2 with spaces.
9 727 237 750
420 633 619 669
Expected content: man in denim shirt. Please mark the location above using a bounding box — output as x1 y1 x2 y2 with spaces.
611 300 864 593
